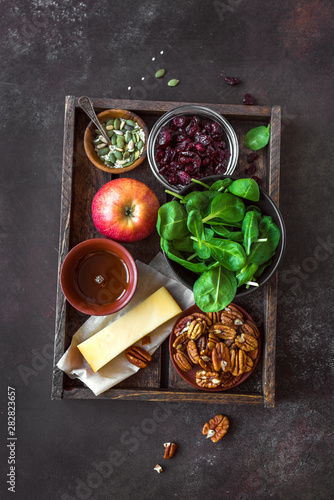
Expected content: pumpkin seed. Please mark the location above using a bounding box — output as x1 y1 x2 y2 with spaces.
104 160 113 166
117 136 125 148
114 130 124 136
135 150 140 159
168 79 179 87
130 153 135 161
106 119 114 126
106 124 114 130
123 152 130 159
126 119 136 127
109 153 116 163
125 131 132 143
114 118 120 129
107 129 114 137
155 69 165 78
111 135 117 145
120 119 125 130
97 142 107 149
98 147 109 156
117 159 127 165
137 140 143 150
114 150 122 160
124 124 133 131
123 160 134 167
128 140 135 151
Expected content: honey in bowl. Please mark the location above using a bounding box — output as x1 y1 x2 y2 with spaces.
72 250 129 306
60 238 138 316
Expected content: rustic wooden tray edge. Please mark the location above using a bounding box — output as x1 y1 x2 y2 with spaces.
51 97 281 406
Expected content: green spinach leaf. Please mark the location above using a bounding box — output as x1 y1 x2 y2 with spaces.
203 238 246 271
156 201 188 240
228 178 260 201
193 266 237 312
161 238 218 273
248 216 280 265
187 210 205 248
236 262 259 287
242 210 259 255
209 178 233 192
245 124 271 150
202 193 245 223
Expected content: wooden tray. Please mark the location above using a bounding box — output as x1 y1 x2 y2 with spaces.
52 96 281 407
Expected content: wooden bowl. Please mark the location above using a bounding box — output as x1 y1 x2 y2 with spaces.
60 238 138 316
84 109 148 174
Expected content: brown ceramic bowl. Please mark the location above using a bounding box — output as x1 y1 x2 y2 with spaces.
84 109 148 174
169 303 260 392
60 238 137 316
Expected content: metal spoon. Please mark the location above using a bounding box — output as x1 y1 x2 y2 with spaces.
78 96 111 145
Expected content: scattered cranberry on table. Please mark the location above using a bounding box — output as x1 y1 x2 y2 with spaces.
245 163 257 176
224 76 241 85
246 152 259 163
243 93 256 105
155 115 231 186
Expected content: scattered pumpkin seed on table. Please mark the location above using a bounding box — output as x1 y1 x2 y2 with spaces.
94 116 146 169
155 69 165 78
168 79 179 87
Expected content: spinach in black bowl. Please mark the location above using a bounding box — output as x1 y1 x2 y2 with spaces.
157 176 286 312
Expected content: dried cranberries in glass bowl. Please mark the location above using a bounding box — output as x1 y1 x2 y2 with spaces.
147 105 239 192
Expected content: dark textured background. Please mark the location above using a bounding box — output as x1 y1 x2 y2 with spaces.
0 1 333 499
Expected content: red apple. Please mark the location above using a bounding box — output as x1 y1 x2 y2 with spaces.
92 178 160 242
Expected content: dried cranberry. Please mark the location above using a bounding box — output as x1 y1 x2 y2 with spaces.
177 171 191 184
224 76 241 86
157 126 171 146
245 164 257 175
186 124 201 137
168 175 178 185
195 143 206 154
176 132 187 142
198 134 212 146
247 152 259 163
251 175 262 185
171 116 187 128
243 94 256 105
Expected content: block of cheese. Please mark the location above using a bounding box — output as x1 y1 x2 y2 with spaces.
77 286 182 372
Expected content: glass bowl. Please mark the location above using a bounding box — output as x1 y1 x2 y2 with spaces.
163 175 286 298
147 105 239 192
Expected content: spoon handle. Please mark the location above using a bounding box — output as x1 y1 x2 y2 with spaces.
78 96 110 144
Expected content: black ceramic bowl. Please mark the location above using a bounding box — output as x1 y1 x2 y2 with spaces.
164 175 286 297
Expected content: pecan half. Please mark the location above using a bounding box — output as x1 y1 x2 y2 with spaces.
192 312 211 326
240 320 260 339
173 351 192 372
163 442 178 459
221 304 244 326
198 358 214 371
125 346 152 368
187 340 200 364
197 335 207 352
230 348 247 376
212 342 231 372
195 370 221 388
207 333 220 351
202 414 229 443
248 348 258 361
187 319 205 340
172 331 189 351
244 354 254 372
206 311 220 324
235 333 258 352
174 315 194 336
154 464 163 473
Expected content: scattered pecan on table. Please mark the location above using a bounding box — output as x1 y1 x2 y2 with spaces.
202 414 230 443
163 442 178 459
